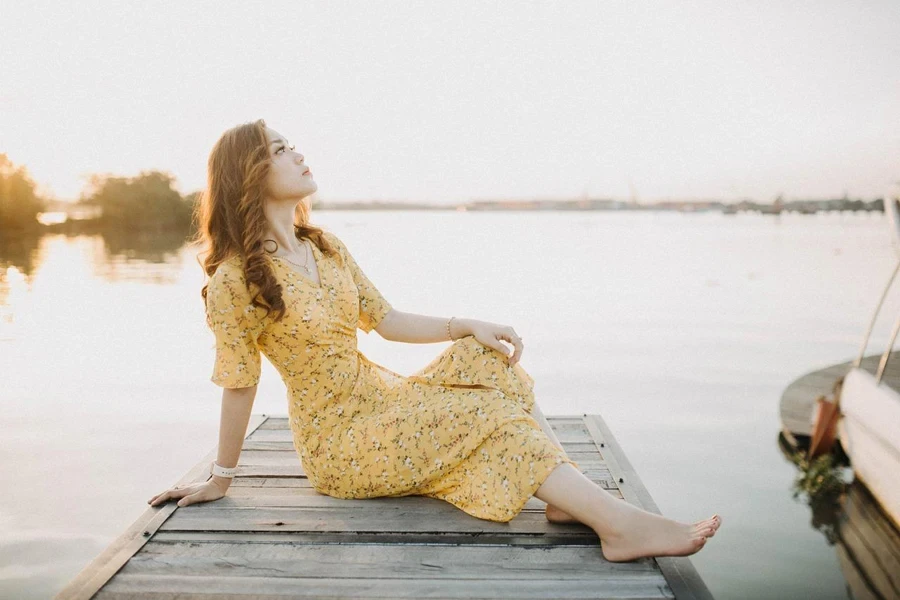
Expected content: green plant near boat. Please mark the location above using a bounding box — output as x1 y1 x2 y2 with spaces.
787 449 849 545
788 450 847 501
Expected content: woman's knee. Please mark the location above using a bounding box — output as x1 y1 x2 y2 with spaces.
452 335 506 362
450 335 480 352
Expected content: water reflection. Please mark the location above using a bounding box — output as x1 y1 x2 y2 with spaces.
0 228 194 285
93 227 193 283
0 232 42 278
99 226 191 263
778 434 900 599
779 434 851 545
836 482 900 599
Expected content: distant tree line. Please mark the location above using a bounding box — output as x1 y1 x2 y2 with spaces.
78 171 195 231
0 154 47 231
0 152 201 236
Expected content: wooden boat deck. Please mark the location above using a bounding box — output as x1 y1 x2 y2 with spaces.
56 413 712 599
779 351 900 447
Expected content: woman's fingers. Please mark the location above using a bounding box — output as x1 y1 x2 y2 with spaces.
148 486 191 506
177 492 202 507
499 329 524 366
509 335 523 366
149 482 223 508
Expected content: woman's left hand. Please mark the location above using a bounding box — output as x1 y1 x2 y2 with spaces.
462 319 524 367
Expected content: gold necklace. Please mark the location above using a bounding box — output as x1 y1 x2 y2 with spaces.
278 240 311 274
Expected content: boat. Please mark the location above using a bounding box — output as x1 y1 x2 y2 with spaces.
835 184 900 531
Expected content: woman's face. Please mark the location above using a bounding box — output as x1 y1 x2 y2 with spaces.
264 127 317 203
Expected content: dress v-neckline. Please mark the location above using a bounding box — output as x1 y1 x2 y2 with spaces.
270 241 323 289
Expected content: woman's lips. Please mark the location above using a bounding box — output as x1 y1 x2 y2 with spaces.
303 169 312 176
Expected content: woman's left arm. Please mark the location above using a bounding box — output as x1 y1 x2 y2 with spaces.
376 310 524 366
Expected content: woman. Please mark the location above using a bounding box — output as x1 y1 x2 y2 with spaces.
149 119 721 562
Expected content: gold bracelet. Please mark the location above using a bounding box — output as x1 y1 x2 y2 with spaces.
447 317 455 341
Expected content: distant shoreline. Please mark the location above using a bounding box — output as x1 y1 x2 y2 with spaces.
38 196 884 215
4 197 882 239
285 196 884 214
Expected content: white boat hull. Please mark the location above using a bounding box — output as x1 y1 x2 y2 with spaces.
838 367 900 531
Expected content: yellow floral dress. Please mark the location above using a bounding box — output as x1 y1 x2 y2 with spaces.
206 231 579 522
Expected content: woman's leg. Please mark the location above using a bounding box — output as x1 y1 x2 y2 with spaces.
528 401 582 523
534 462 721 562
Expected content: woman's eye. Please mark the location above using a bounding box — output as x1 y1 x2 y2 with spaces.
276 144 295 155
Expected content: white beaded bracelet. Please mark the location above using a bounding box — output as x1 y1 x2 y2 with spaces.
209 461 238 478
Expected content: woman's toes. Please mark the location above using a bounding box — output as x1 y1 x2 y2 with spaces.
695 516 721 531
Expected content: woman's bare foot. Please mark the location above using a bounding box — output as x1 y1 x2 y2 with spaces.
599 506 722 563
545 503 581 524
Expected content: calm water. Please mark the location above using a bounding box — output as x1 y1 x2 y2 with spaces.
1 210 895 599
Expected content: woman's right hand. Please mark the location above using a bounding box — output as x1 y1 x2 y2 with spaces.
148 478 227 508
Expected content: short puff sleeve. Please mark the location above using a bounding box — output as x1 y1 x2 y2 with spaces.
326 232 393 334
206 261 268 388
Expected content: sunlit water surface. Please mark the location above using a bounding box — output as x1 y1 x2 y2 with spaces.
1 210 895 599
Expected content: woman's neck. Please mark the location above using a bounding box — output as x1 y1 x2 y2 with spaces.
263 203 304 255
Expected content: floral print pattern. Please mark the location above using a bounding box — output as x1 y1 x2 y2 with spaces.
206 231 579 522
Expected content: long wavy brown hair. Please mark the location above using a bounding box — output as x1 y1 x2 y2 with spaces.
191 118 340 323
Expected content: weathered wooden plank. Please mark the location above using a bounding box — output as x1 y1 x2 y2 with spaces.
552 422 593 436
55 414 270 600
157 492 620 513
158 505 598 534
95 574 675 599
124 542 660 578
231 464 307 477
242 440 297 451
255 416 289 429
245 429 294 442
150 529 604 546
223 479 623 501
584 415 713 600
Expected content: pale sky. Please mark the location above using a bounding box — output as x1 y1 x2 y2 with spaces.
1 1 898 204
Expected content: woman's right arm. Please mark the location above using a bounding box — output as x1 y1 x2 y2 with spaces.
148 385 257 507
209 385 257 493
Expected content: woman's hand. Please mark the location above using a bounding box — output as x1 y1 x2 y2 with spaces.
148 478 227 508
460 318 524 367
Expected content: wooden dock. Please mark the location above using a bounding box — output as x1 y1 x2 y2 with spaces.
56 413 712 599
779 351 900 449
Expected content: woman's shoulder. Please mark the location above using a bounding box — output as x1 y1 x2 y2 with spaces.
321 230 344 249
208 255 253 299
210 254 245 280
320 230 349 260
